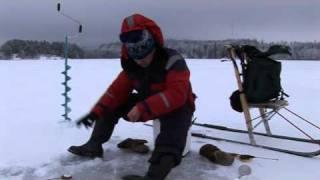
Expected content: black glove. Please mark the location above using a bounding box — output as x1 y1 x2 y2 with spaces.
76 113 98 129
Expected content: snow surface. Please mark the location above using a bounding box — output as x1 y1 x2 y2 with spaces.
0 59 319 180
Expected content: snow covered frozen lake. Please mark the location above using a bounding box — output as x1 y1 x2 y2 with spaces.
0 59 319 180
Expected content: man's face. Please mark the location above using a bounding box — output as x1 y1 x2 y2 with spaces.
134 49 155 68
120 29 156 62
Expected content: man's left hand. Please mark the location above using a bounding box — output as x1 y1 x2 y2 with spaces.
127 106 142 122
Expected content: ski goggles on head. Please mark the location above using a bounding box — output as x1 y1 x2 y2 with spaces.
120 29 155 60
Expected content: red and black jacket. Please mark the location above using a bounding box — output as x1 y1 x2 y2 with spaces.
91 14 196 121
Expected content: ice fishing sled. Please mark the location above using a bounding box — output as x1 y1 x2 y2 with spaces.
193 44 320 157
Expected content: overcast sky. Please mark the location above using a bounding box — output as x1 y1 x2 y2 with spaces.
1 0 319 47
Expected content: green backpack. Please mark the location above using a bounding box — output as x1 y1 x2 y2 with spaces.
230 45 291 112
243 56 282 103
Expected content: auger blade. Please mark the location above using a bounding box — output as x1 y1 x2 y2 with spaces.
66 97 71 103
65 86 71 92
66 107 72 113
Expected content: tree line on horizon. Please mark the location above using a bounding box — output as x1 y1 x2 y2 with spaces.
0 39 319 60
0 39 84 59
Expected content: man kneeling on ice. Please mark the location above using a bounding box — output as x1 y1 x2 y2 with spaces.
68 14 196 180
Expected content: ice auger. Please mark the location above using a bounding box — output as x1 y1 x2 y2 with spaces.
57 2 83 121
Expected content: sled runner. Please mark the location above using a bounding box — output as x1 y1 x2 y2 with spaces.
194 45 320 157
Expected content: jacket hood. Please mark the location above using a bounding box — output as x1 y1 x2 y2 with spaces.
120 14 164 59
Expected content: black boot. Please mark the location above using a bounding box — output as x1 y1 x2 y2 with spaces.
68 116 117 158
122 155 176 180
68 141 103 158
146 155 175 180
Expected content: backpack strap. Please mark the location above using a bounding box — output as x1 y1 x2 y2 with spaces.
280 88 289 100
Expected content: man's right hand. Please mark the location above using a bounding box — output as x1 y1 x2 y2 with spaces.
76 113 97 129
127 106 142 122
